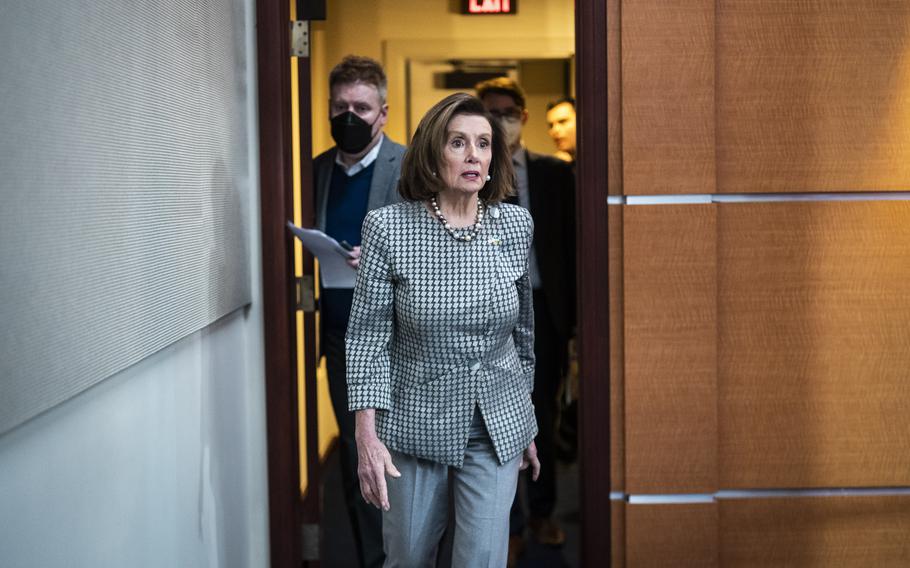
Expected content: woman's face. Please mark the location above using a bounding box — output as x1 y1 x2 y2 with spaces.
439 114 493 197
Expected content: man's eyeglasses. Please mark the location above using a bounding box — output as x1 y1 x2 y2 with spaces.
488 108 523 123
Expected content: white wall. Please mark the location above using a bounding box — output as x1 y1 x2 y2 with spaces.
0 0 270 564
0 307 269 568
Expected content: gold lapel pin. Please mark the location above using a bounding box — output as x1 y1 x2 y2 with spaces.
489 238 502 246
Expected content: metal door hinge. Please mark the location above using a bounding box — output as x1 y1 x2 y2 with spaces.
296 275 315 312
291 20 309 58
301 522 319 561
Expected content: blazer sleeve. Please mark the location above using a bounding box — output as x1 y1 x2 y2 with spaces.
345 210 394 411
512 210 536 393
563 164 577 333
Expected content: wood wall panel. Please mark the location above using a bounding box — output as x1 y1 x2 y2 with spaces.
610 205 624 490
608 0 622 195
717 0 910 193
612 500 625 567
626 503 718 567
624 205 717 493
718 201 910 488
621 0 715 195
719 496 910 566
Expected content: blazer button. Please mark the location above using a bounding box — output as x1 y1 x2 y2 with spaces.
468 359 482 372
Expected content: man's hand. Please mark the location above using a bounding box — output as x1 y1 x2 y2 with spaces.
346 246 362 269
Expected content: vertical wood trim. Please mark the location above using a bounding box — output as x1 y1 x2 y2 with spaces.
608 0 623 197
613 500 627 567
609 206 625 492
577 0 611 564
256 0 301 564
607 1 624 562
296 51 322 529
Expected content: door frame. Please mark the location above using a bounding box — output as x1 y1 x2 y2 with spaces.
575 0 611 563
293 20 323 558
256 0 612 564
256 0 304 565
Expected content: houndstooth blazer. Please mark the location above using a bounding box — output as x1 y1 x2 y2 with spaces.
345 200 538 467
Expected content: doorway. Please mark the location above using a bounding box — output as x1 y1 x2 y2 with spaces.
404 58 572 154
311 11 580 566
256 0 610 565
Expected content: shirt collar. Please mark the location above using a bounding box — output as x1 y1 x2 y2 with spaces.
335 134 384 176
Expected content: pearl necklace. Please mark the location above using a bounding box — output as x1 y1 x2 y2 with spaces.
430 196 485 242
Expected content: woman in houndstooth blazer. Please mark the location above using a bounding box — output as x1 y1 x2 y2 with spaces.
346 93 540 567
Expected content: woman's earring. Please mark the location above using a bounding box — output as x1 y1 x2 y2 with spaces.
485 174 492 181
432 171 437 177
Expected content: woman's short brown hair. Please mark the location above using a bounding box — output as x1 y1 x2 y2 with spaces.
398 93 515 203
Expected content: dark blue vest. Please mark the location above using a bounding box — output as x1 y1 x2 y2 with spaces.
322 161 375 331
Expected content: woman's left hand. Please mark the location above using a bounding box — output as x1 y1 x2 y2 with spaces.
520 440 540 481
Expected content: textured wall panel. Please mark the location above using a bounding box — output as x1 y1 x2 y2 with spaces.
624 205 718 493
621 0 715 195
720 496 910 566
608 0 622 196
626 503 718 567
717 0 910 193
612 500 626 567
0 0 253 434
718 201 910 488
610 206 625 490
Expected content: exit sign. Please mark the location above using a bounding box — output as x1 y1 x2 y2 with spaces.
462 0 517 15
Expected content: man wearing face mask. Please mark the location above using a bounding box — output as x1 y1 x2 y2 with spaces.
313 54 405 568
476 77 576 564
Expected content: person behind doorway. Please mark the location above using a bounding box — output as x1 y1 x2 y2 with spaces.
346 93 541 567
475 77 576 561
546 97 577 164
313 54 405 568
547 95 580 461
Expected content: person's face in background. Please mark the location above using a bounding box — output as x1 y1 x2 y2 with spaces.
546 102 577 158
438 113 493 197
329 81 388 156
480 92 527 154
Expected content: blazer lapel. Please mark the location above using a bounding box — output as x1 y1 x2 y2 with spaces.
524 151 549 259
525 151 545 222
315 148 336 231
367 140 398 212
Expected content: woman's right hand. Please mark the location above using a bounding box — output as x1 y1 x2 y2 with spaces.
355 409 401 511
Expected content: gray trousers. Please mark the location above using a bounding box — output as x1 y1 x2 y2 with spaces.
382 408 522 568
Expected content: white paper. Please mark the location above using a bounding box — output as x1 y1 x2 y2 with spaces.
286 221 357 288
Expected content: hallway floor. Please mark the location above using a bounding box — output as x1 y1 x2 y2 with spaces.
320 449 580 567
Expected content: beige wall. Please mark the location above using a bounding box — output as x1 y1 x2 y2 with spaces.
310 0 574 155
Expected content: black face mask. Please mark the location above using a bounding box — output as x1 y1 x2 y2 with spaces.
330 111 377 155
